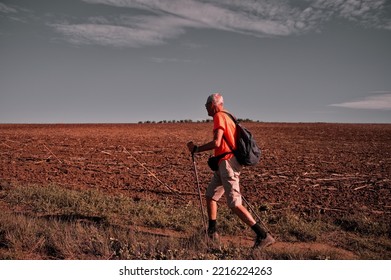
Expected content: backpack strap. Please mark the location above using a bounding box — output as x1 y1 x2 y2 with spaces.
221 111 238 152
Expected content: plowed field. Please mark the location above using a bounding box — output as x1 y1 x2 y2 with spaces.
1 122 390 225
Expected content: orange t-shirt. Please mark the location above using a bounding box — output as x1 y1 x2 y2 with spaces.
213 111 237 161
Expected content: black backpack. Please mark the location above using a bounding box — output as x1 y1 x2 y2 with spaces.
223 112 262 166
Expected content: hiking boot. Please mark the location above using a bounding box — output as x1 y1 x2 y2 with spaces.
253 233 275 249
208 231 220 242
207 231 221 249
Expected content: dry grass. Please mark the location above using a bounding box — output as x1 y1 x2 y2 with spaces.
0 184 390 260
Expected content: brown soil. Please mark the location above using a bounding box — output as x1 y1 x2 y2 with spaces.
1 122 390 258
130 225 357 259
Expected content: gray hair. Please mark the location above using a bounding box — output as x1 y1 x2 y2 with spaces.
206 93 224 106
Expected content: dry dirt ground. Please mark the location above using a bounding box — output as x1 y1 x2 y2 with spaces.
1 122 390 258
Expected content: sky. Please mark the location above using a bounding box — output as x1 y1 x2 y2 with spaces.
1 0 391 124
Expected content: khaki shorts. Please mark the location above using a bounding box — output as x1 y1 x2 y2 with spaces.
205 156 243 208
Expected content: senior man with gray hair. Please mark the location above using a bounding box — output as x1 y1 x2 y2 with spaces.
187 93 275 249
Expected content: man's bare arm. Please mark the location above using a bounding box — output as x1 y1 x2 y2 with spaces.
187 128 224 153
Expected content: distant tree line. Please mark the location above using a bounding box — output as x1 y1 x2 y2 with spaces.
138 118 260 124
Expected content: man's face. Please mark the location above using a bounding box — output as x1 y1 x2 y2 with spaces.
205 101 215 116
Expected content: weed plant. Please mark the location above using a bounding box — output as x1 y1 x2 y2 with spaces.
0 184 390 260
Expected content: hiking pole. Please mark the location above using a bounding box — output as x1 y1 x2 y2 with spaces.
191 152 208 240
234 189 270 233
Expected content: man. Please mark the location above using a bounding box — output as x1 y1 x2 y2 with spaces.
187 93 275 249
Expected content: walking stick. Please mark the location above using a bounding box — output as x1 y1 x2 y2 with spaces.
191 153 208 240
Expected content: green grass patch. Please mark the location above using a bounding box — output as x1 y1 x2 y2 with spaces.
1 183 390 259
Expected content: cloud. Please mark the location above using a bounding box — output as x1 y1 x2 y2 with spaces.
148 57 197 63
51 23 159 48
80 0 304 35
312 0 388 29
330 93 391 110
0 3 17 14
51 15 198 48
50 0 390 48
0 3 36 24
